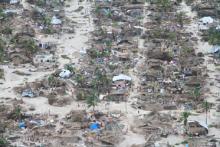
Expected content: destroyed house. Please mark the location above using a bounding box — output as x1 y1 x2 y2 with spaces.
107 89 128 101
33 53 55 64
187 121 208 136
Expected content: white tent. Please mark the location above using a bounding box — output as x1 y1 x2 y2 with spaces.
112 74 132 82
199 16 214 24
59 69 71 78
51 16 62 25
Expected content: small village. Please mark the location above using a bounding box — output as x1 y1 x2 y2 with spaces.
0 0 220 147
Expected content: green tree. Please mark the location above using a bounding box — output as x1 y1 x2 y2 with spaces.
156 0 171 12
65 64 75 73
86 92 98 111
0 8 6 20
43 16 51 26
15 107 22 121
191 86 201 100
176 0 182 3
22 39 38 56
180 111 191 133
0 137 8 147
1 27 12 35
48 75 57 88
107 11 112 18
92 67 111 93
36 0 45 6
51 0 60 7
202 101 211 125
176 12 185 27
75 74 86 87
0 69 4 79
207 28 220 45
0 39 5 62
43 27 54 34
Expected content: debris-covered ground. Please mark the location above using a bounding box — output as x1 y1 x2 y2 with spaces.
1 0 220 147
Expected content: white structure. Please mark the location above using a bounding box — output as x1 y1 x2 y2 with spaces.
112 74 132 82
199 17 214 24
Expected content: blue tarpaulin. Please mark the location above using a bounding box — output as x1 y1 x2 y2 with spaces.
90 122 100 130
18 122 26 129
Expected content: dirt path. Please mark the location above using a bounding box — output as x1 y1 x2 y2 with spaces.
118 2 151 147
181 0 220 132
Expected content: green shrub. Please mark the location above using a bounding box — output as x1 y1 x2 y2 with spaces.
0 69 4 79
1 27 12 34
0 137 8 147
43 27 54 34
23 39 38 55
0 8 6 20
207 28 220 45
0 39 5 62
65 64 75 73
36 0 45 7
